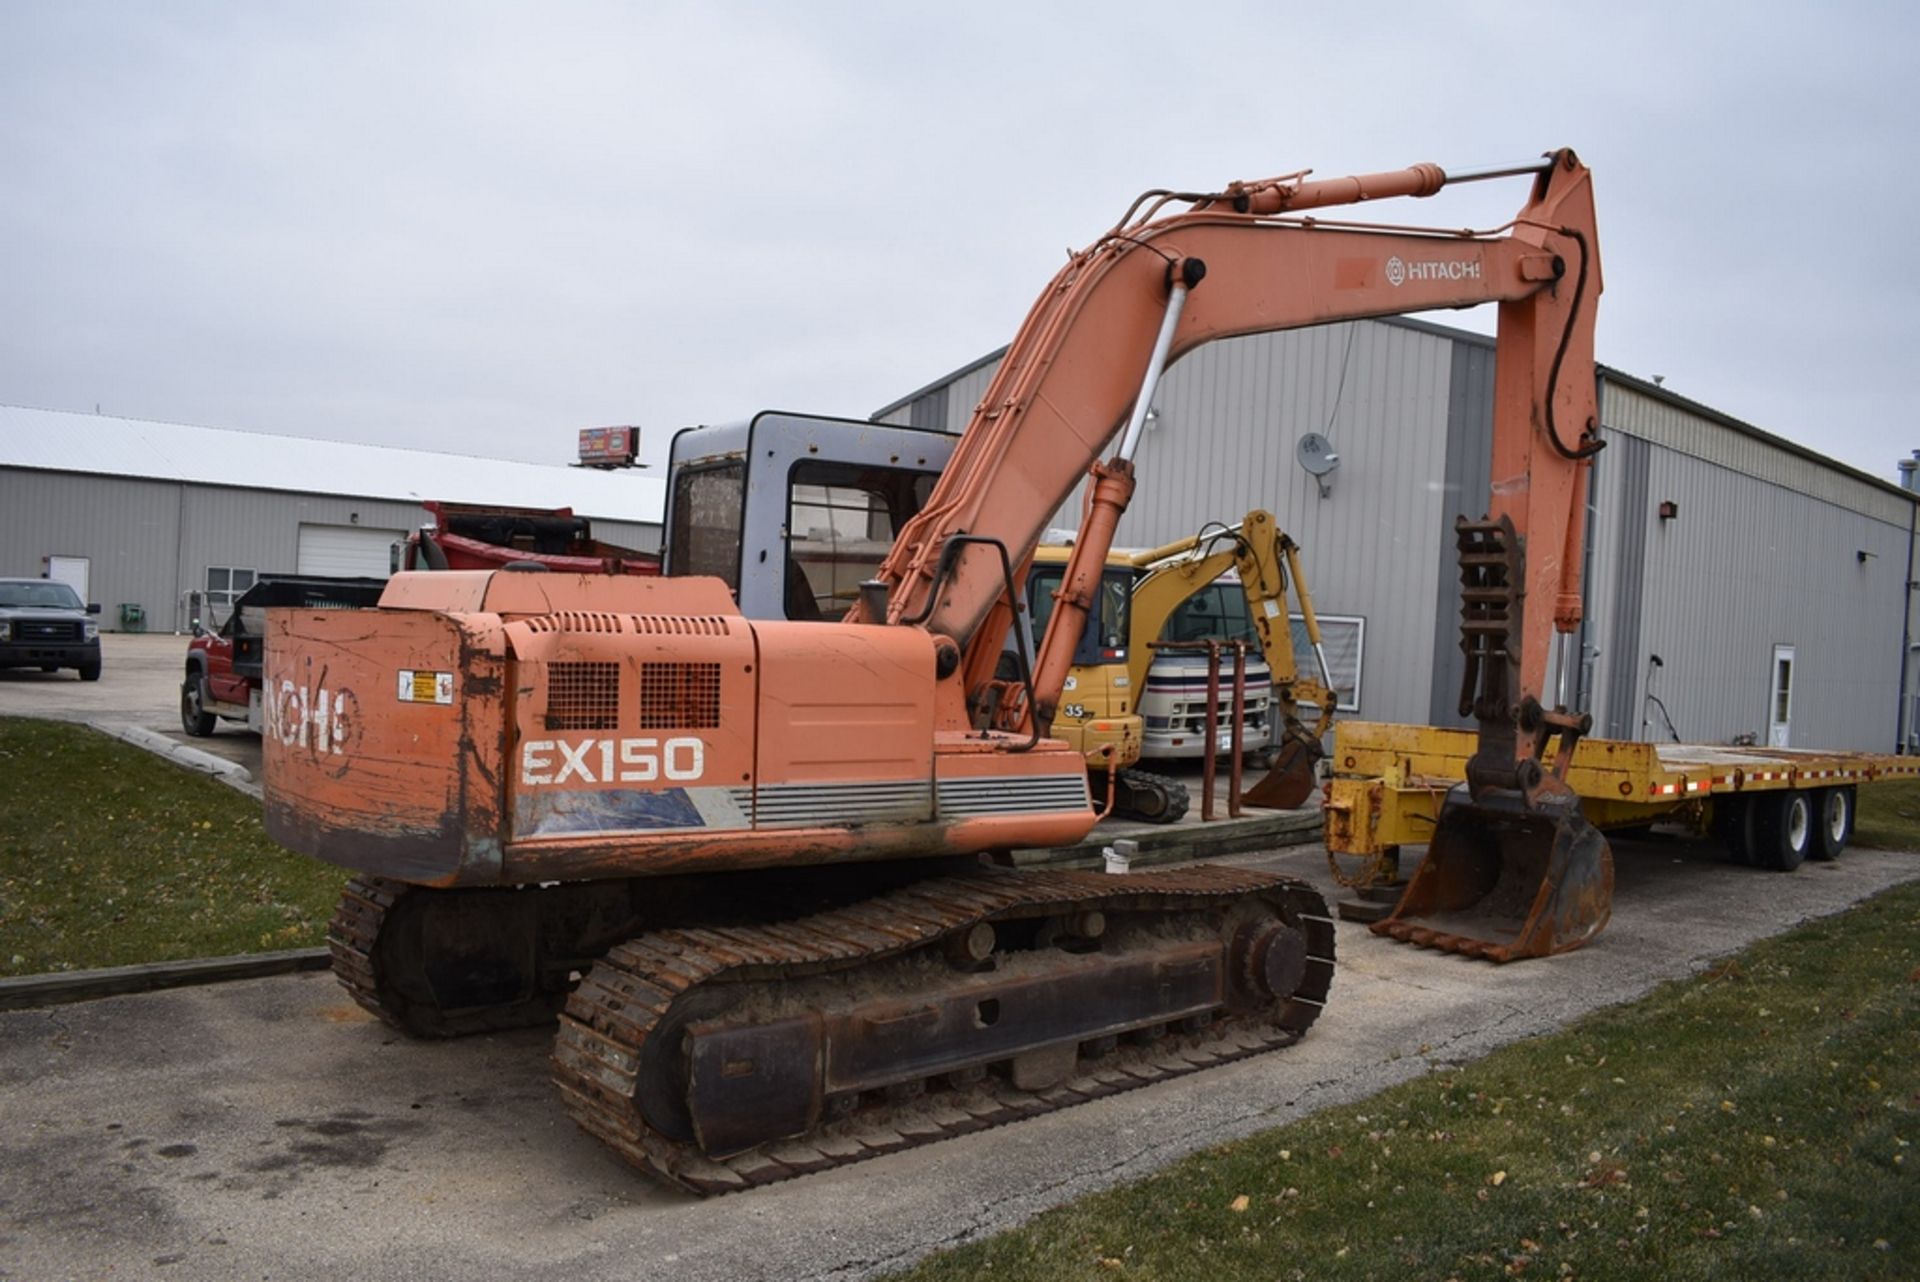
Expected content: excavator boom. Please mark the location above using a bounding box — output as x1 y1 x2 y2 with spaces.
862 149 1611 959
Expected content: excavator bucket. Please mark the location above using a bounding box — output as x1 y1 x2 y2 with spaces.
1372 785 1613 962
1242 736 1320 810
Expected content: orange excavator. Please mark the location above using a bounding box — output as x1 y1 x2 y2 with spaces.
262 150 1607 1192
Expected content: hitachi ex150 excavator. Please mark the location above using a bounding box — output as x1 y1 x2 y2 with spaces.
262 150 1608 1192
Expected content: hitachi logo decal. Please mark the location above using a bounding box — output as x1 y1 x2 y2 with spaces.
1385 255 1481 287
267 679 357 755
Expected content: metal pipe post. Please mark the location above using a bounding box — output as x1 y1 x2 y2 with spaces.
1228 642 1247 819
1201 642 1221 822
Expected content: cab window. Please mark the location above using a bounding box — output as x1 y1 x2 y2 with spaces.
785 461 937 620
1026 564 1131 666
1161 583 1258 645
668 461 746 591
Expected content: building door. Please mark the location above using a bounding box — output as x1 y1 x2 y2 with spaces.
296 524 403 578
44 555 89 602
1768 644 1795 749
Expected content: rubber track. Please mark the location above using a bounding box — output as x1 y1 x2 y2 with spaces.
1112 767 1191 824
326 876 565 1036
326 876 398 1025
551 865 1333 1194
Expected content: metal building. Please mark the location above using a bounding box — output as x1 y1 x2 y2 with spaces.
874 318 1920 753
0 406 665 635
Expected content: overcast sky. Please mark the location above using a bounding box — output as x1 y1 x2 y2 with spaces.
3 2 1916 485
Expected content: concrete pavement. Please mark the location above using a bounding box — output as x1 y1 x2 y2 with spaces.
0 631 265 783
3 836 1915 1282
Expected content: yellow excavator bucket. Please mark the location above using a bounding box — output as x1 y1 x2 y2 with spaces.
1372 785 1613 962
1242 733 1321 810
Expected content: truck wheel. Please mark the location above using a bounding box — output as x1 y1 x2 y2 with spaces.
1750 790 1812 872
77 660 102 682
181 675 217 736
1812 786 1854 861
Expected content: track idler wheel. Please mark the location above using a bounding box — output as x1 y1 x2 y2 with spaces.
1372 784 1613 962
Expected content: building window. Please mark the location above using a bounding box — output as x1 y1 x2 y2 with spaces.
205 566 258 620
1290 614 1364 712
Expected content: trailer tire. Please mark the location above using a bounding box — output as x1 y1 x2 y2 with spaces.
1713 798 1754 866
1811 786 1854 861
1750 789 1813 872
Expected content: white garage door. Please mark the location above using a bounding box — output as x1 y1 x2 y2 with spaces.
296 524 404 577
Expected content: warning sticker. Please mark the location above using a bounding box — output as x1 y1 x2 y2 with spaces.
397 670 454 704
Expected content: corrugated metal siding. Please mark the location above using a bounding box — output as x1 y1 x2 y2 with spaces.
1035 320 1456 723
1622 447 1908 750
878 324 1918 744
1426 339 1496 726
1605 383 1909 526
175 489 421 633
920 320 1456 722
0 471 181 630
937 362 1002 434
1596 435 1651 739
0 466 667 633
590 519 662 553
908 385 948 431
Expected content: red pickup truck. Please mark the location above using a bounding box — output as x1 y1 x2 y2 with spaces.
181 575 386 735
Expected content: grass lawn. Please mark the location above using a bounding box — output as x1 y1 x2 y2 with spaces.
890 822 1920 1280
1853 776 1920 851
0 717 347 976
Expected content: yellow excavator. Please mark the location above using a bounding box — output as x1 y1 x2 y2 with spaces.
1028 510 1337 820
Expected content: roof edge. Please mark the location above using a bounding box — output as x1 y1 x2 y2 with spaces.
1596 366 1917 506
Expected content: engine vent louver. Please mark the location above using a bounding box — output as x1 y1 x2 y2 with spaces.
546 661 621 730
522 613 734 636
631 616 732 636
640 662 722 729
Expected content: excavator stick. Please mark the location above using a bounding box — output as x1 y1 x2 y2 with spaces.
1373 786 1612 961
1373 513 1615 961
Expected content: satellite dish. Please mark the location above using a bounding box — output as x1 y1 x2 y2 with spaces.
1296 432 1340 496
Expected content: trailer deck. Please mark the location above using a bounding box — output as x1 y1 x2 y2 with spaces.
1326 721 1919 868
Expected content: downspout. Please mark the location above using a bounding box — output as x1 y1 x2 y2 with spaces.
174 481 188 635
1898 456 1917 753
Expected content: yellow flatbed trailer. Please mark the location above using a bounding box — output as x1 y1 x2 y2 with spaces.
1327 721 1920 874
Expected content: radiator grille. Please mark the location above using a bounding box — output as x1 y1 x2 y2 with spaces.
937 774 1090 818
546 661 620 730
640 662 722 729
733 780 934 828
